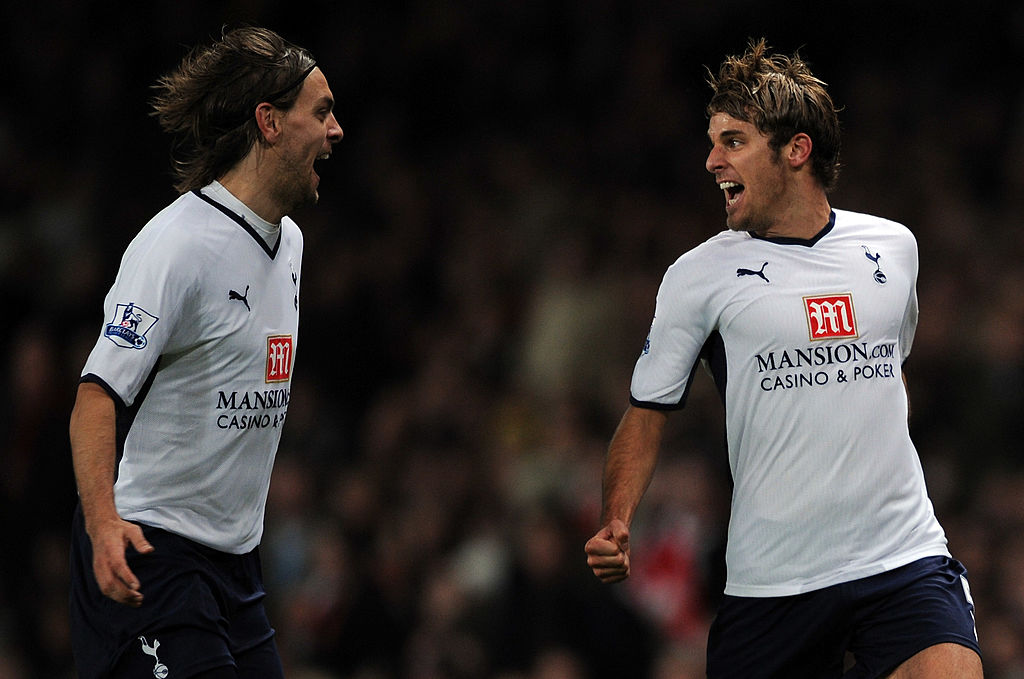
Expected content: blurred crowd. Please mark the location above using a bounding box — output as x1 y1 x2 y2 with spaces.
3 1 1024 677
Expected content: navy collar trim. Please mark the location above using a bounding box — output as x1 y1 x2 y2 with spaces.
749 210 836 247
192 189 280 259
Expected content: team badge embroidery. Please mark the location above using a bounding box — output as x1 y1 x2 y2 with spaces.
266 335 294 383
104 302 159 349
862 246 887 284
139 636 169 678
804 293 858 340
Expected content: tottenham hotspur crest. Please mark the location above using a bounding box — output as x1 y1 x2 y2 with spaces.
138 636 169 678
104 302 159 349
862 246 887 285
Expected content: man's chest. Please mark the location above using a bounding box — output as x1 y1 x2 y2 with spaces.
714 244 910 348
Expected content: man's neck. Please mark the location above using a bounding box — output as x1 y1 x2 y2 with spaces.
218 155 284 224
756 191 832 241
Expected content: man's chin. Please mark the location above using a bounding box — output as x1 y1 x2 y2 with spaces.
726 213 771 235
305 179 320 206
282 188 319 215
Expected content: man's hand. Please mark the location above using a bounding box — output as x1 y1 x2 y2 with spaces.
585 518 631 584
87 517 154 607
71 382 154 606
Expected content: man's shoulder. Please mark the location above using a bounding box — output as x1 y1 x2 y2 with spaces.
832 208 914 239
280 215 304 247
669 229 753 269
657 230 751 294
125 192 239 270
140 191 218 236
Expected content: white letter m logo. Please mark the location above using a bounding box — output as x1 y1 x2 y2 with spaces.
804 293 858 340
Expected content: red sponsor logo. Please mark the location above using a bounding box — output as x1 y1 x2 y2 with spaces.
266 335 293 383
804 294 858 340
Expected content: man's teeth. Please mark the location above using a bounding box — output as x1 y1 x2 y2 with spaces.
317 152 330 160
719 181 741 205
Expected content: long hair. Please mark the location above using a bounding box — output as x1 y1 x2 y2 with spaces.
151 26 317 193
707 39 841 192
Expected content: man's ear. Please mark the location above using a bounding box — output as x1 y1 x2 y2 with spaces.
254 102 283 143
786 132 813 169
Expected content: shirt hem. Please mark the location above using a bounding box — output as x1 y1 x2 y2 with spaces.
117 508 260 555
723 545 952 598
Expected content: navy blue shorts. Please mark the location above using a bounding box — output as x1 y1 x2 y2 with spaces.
706 556 981 679
69 505 283 679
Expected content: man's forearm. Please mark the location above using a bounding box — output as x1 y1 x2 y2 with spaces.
69 382 120 533
601 406 667 526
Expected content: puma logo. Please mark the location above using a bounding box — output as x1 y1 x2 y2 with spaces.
737 261 770 283
229 285 251 311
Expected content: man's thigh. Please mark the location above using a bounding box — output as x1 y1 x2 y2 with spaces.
885 642 982 679
707 557 982 679
111 625 283 679
234 635 285 679
846 557 981 678
110 626 233 679
707 590 850 679
71 511 279 679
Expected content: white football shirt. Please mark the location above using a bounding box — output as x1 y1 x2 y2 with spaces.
631 209 949 597
81 182 302 553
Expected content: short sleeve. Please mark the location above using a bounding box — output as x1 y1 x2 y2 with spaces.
630 255 716 408
81 224 197 406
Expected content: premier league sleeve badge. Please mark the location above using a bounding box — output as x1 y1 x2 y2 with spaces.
104 302 160 349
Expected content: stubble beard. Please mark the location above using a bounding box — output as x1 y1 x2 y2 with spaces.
727 160 787 236
727 210 773 235
272 158 318 217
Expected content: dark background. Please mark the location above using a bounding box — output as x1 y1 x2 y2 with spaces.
3 1 1024 677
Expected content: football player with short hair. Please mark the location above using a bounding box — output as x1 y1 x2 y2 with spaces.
585 39 982 678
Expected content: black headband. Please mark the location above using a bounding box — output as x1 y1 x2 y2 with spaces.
261 62 317 105
214 62 318 135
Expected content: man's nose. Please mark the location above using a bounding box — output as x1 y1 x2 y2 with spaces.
328 113 343 143
706 145 723 173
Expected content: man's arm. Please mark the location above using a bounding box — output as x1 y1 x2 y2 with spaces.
584 405 668 583
69 381 153 606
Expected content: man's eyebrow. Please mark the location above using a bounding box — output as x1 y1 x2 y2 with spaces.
708 128 744 143
315 95 335 111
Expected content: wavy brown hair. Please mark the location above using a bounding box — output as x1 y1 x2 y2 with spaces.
151 26 317 193
707 39 841 191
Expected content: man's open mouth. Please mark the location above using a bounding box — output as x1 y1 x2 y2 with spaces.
720 181 744 206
